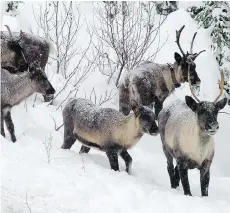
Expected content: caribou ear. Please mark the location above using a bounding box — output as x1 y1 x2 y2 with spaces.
28 62 36 75
174 52 182 63
131 100 140 117
185 96 197 112
215 98 227 111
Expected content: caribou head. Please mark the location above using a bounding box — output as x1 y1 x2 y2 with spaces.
174 25 206 94
187 66 227 136
2 25 28 72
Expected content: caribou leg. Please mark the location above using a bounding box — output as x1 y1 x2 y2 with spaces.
174 164 180 187
104 142 122 171
1 109 5 137
120 149 133 174
79 145 91 154
200 160 211 196
154 99 163 120
163 145 178 188
106 149 119 171
2 107 16 142
177 159 192 196
61 118 76 149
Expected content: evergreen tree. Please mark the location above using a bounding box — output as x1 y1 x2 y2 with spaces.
155 1 178 16
4 1 23 16
188 2 230 103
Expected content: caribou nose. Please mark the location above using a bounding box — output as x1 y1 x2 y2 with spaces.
206 122 219 133
150 124 159 136
46 86 56 95
211 122 219 130
213 124 219 130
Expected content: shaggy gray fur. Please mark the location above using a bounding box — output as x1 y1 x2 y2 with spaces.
158 96 227 196
1 64 55 142
1 30 53 101
61 98 159 173
119 58 201 119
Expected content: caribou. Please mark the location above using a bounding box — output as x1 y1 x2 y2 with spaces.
1 25 53 101
61 98 159 173
158 67 227 196
1 61 56 142
119 25 205 119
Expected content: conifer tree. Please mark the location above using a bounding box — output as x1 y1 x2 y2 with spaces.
188 2 230 103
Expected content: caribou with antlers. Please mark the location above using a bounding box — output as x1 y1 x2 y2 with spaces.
1 25 53 101
158 67 227 196
119 25 206 119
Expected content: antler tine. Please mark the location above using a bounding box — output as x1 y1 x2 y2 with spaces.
4 25 12 37
188 64 200 102
175 25 186 57
18 30 24 42
190 32 206 60
192 50 206 60
190 32 197 54
214 71 225 103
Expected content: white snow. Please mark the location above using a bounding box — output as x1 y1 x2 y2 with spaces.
1 3 230 213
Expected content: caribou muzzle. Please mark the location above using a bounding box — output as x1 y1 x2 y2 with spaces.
205 122 219 135
45 85 56 95
148 123 159 136
191 81 201 96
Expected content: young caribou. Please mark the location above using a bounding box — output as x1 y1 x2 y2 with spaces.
61 98 159 173
158 67 227 196
119 25 205 119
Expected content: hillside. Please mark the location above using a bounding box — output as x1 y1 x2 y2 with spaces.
1 4 230 213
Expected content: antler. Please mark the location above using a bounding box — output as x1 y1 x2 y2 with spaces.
213 71 225 103
18 30 24 41
4 25 24 42
190 32 197 54
188 64 200 102
189 31 206 60
4 25 12 37
175 25 186 57
192 50 206 60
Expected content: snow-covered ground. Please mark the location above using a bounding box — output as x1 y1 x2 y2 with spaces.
1 3 230 213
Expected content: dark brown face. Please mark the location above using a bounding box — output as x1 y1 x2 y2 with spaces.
7 40 28 72
29 61 55 95
185 96 227 135
174 52 201 89
138 106 159 136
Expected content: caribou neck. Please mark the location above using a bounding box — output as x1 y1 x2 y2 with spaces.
167 63 182 88
123 114 142 137
10 72 35 105
173 63 185 85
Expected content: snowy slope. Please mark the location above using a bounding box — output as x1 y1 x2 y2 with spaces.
1 4 230 213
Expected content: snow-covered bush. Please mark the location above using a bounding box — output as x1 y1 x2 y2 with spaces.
92 2 166 86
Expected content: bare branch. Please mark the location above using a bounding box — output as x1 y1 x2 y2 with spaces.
25 192 32 213
91 2 166 86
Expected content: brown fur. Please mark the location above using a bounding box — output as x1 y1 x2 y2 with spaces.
119 57 201 119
